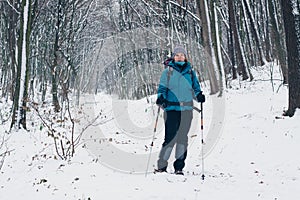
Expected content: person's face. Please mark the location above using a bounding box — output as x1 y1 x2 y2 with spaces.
174 53 186 62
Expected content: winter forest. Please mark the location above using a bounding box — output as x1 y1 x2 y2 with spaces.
1 0 300 199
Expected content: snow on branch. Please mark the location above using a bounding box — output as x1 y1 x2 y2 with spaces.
169 1 200 22
4 0 20 14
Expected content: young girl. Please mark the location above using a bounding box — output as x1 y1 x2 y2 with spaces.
155 45 205 175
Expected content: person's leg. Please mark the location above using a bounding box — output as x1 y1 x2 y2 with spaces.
173 110 193 172
157 111 180 171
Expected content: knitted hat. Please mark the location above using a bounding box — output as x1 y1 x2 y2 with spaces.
172 45 187 58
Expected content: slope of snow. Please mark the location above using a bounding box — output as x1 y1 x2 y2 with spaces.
0 63 299 200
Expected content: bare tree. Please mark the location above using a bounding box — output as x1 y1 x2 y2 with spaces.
10 0 36 130
281 0 300 117
197 0 220 94
268 0 288 84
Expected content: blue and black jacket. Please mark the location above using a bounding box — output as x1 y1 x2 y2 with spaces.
157 60 202 111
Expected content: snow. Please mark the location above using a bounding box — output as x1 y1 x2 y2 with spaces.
1 63 300 200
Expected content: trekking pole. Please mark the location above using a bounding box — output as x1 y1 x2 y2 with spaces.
200 102 205 180
145 106 161 177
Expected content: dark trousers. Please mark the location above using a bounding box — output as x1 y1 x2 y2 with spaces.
157 110 193 171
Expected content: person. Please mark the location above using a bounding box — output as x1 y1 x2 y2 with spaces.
155 45 205 175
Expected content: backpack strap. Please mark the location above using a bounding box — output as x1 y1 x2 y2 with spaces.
188 68 194 87
166 66 173 99
167 66 173 83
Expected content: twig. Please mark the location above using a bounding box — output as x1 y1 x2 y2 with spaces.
53 136 64 160
4 0 20 14
60 140 65 158
29 101 64 160
0 149 15 157
73 111 103 148
0 149 15 170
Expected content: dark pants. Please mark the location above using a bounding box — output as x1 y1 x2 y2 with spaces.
157 110 193 171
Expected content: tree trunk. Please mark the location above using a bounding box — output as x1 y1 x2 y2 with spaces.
227 0 237 79
212 1 225 96
264 0 272 62
242 0 266 65
198 0 219 94
268 0 288 84
281 0 300 117
51 0 62 113
11 0 32 129
8 6 18 101
229 0 249 80
20 0 33 129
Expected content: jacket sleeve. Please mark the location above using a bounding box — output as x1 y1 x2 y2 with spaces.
192 70 202 97
157 69 168 99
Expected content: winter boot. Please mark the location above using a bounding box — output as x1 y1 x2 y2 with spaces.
154 168 167 173
174 170 184 175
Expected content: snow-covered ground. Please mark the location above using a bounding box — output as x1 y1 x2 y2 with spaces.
1 63 299 200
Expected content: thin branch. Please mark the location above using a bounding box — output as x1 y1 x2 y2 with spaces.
125 0 143 24
73 111 103 148
0 135 15 170
169 0 200 22
215 5 229 29
0 149 15 158
4 0 20 14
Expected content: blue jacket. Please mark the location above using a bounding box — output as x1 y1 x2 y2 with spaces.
157 61 202 111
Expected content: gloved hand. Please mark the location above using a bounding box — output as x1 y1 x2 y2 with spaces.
156 95 167 108
196 92 205 103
